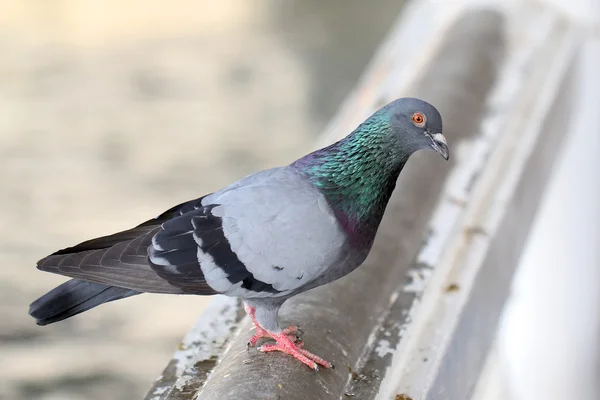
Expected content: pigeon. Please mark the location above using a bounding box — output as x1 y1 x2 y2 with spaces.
29 97 449 370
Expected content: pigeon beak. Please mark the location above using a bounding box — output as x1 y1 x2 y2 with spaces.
429 132 449 160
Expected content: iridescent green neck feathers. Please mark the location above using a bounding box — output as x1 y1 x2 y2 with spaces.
292 114 409 243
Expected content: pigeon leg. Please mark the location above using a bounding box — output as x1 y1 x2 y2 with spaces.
243 303 299 348
242 302 332 370
258 332 333 371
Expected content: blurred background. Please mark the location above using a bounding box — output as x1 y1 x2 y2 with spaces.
0 1 406 399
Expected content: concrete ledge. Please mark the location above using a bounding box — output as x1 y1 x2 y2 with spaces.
383 14 578 399
146 297 243 400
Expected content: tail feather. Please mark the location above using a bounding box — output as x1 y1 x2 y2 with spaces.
29 279 140 326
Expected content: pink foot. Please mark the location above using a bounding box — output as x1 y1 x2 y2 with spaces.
258 332 333 371
242 303 332 370
247 324 300 348
244 303 300 348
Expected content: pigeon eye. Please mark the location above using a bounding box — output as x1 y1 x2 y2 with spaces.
411 113 426 127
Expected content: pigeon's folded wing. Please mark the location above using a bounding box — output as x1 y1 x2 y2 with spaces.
36 197 217 294
148 168 347 298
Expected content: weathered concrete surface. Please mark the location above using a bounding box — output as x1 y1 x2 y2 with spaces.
146 8 505 400
375 4 582 398
0 2 407 399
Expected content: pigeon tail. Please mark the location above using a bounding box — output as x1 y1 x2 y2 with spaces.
29 279 140 326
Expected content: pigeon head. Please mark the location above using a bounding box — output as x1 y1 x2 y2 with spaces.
292 97 448 244
383 97 448 160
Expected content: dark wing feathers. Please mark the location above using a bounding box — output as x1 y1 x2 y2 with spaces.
148 205 280 295
50 196 207 256
148 206 233 292
37 196 218 295
37 228 184 294
50 224 157 257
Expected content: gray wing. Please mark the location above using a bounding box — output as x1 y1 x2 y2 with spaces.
35 197 217 294
148 167 348 299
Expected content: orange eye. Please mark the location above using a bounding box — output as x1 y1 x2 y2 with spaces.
412 113 426 126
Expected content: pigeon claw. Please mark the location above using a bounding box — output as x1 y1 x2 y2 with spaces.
258 332 333 371
247 325 300 348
